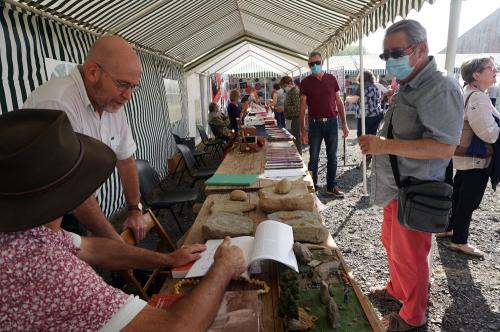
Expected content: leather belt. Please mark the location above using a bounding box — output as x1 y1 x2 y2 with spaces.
309 117 335 122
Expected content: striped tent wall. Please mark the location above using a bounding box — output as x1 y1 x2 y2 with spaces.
0 4 189 216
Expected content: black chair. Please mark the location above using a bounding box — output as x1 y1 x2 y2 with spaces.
176 144 217 187
171 133 207 178
136 159 198 233
197 125 225 158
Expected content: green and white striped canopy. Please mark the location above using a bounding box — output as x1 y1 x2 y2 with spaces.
9 0 436 70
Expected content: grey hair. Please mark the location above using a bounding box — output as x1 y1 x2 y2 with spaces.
309 51 323 60
385 19 427 44
460 57 493 84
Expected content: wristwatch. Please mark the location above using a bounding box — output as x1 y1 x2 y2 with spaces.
127 203 143 213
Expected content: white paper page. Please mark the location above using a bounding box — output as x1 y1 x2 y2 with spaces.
185 237 254 279
261 169 307 179
269 142 293 148
248 220 298 272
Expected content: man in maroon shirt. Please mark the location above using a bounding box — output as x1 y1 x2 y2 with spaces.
300 52 349 197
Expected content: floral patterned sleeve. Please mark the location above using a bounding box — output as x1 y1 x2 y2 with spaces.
0 227 129 331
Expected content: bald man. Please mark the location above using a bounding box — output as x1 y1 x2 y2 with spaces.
23 36 146 242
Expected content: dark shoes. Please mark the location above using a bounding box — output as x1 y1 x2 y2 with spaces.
382 312 426 332
325 186 345 198
369 286 401 305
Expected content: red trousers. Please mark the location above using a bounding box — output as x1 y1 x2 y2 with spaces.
382 199 431 326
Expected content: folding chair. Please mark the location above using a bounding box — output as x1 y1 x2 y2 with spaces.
120 209 177 301
176 144 216 187
197 125 225 159
171 133 207 179
136 159 198 233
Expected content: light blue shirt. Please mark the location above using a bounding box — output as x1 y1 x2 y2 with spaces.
371 57 464 206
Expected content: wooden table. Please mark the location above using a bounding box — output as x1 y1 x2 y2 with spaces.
204 144 314 195
162 192 383 331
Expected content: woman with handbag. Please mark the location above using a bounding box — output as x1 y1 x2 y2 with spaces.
438 57 499 257
346 70 384 168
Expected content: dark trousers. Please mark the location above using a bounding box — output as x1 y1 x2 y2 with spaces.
356 113 384 137
290 117 302 154
491 98 496 106
308 117 338 189
447 168 489 244
274 111 286 128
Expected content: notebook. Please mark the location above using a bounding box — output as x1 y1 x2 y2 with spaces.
205 173 259 186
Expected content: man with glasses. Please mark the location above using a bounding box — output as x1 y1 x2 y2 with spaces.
23 36 147 242
358 20 463 331
300 51 349 197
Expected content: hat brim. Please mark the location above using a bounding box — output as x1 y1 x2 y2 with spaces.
0 134 117 232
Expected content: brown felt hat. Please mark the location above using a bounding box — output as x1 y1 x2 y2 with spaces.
0 109 116 232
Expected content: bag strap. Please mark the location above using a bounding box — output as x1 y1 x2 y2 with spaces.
464 90 478 110
387 96 453 188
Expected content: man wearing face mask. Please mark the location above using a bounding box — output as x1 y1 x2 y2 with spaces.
300 52 349 197
358 20 463 331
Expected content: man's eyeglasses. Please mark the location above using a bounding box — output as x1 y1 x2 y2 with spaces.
379 44 418 61
97 64 140 92
308 61 322 67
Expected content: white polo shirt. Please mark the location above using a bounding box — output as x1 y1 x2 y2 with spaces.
23 66 136 160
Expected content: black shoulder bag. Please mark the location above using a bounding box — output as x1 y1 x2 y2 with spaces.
387 110 453 233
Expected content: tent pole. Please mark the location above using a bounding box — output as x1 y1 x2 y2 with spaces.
326 45 330 72
359 19 367 196
445 0 463 75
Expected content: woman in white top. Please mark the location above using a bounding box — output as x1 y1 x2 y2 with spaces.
439 57 499 257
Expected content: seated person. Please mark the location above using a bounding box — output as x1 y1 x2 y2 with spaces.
208 102 231 141
0 109 246 331
239 96 251 126
227 89 241 132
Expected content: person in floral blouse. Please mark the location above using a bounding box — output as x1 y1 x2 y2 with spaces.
0 109 245 331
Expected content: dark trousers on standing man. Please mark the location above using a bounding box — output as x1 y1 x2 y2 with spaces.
447 168 489 244
289 116 302 154
274 111 286 128
308 117 338 189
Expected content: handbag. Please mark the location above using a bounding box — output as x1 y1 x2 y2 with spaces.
387 107 453 233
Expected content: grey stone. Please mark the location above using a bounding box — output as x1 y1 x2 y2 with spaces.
320 280 330 304
314 261 340 280
293 242 313 263
308 260 322 267
326 297 340 328
267 210 329 243
202 212 253 240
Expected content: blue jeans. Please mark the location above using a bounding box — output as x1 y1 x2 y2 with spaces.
274 111 286 128
308 117 338 189
356 113 383 137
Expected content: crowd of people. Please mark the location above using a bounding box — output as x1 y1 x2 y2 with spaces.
0 16 498 332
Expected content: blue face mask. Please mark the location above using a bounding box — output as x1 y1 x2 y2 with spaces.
386 55 414 80
311 64 322 75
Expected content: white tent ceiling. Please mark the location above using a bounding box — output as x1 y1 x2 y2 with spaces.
8 0 436 74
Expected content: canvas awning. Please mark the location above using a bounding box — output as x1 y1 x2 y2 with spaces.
8 0 436 72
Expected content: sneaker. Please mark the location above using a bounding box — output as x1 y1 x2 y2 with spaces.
326 187 345 198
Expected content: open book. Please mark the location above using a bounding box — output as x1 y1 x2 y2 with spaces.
186 220 298 279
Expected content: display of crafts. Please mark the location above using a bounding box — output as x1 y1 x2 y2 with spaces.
265 123 295 141
265 143 305 169
278 243 372 332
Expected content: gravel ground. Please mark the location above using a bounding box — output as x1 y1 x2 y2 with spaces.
313 119 500 331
